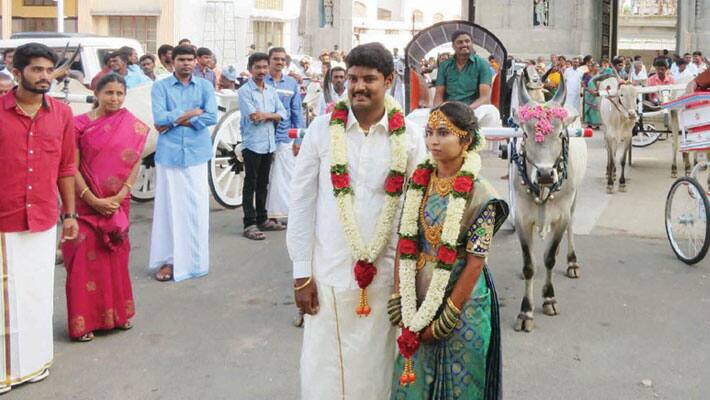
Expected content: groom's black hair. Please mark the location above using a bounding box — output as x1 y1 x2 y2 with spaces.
345 43 393 78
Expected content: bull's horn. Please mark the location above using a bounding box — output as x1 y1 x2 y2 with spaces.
548 72 566 106
589 73 615 87
517 74 532 106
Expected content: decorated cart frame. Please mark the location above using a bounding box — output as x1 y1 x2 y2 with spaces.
661 91 710 265
403 20 510 119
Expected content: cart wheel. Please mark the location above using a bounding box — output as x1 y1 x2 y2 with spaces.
632 124 660 147
208 109 244 209
131 153 156 202
665 176 710 265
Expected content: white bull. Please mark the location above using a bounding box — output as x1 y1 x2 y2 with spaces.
511 76 588 333
597 75 638 193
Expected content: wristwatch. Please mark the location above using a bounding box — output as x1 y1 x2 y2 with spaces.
61 212 79 221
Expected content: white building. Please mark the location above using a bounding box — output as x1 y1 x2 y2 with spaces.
298 0 461 56
298 0 710 63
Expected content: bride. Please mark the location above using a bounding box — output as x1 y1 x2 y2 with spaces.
390 101 508 400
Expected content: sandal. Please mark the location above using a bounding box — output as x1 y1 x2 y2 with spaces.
75 332 94 342
155 265 173 282
258 220 286 231
243 225 266 240
118 321 133 330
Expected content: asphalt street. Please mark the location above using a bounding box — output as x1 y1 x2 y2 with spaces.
7 131 710 400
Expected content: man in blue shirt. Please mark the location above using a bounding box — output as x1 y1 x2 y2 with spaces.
238 52 288 240
265 47 305 226
107 50 151 89
149 45 217 282
194 47 216 88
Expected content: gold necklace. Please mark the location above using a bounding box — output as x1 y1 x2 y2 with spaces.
430 172 456 197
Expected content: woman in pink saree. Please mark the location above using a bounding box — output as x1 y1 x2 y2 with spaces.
62 74 148 341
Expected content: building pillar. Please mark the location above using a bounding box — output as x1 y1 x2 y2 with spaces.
692 0 710 56
77 0 93 34
157 0 175 46
1 0 11 39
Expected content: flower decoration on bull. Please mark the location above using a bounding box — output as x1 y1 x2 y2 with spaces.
517 104 569 143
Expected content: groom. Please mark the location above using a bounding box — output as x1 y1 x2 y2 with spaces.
287 43 425 399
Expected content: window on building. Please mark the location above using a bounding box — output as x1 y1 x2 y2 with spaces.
378 8 392 21
412 10 424 23
22 0 54 6
12 17 77 33
108 16 158 54
354 1 367 19
254 0 283 10
252 20 283 52
320 0 334 27
533 0 549 26
432 12 444 23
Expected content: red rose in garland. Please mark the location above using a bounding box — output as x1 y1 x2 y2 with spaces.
411 168 432 187
397 328 420 385
398 238 417 257
354 260 377 288
354 260 377 316
388 111 405 133
385 173 405 195
331 172 350 190
331 108 348 123
437 245 457 265
453 175 474 193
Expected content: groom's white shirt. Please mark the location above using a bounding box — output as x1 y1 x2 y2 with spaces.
288 106 425 289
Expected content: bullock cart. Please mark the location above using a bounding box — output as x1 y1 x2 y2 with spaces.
662 92 710 265
402 21 591 226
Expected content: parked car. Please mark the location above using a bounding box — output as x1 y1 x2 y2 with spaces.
0 32 144 86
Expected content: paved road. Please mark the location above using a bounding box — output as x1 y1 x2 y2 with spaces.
8 132 710 400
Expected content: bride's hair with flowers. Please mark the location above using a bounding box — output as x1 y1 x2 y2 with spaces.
431 101 482 151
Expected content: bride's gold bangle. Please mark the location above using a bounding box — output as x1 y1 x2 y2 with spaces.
79 187 90 199
294 277 313 291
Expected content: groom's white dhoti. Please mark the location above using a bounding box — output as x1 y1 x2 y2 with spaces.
288 105 425 399
301 284 394 399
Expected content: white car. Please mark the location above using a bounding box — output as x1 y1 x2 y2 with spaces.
0 32 144 86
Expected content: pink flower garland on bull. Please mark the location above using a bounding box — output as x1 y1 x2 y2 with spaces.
516 104 569 142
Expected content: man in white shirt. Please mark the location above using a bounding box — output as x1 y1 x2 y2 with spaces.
0 48 14 79
316 65 347 115
692 51 708 75
563 57 584 111
630 60 648 84
288 43 425 400
673 59 695 83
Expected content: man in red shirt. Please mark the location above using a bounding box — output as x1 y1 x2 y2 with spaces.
646 59 675 105
0 43 78 394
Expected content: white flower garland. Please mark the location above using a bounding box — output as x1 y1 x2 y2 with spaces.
330 96 409 262
399 151 481 332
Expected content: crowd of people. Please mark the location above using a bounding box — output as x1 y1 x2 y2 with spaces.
1 29 710 398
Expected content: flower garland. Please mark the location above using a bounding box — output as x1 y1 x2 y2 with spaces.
329 95 409 316
395 150 481 386
517 104 569 142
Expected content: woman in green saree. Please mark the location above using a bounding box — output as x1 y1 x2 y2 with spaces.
389 102 508 400
583 62 602 128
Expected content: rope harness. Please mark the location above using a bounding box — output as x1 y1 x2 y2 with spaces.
511 135 569 204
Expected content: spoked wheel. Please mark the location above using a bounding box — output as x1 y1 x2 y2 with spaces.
208 109 244 209
131 153 156 202
632 123 660 147
665 176 710 265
